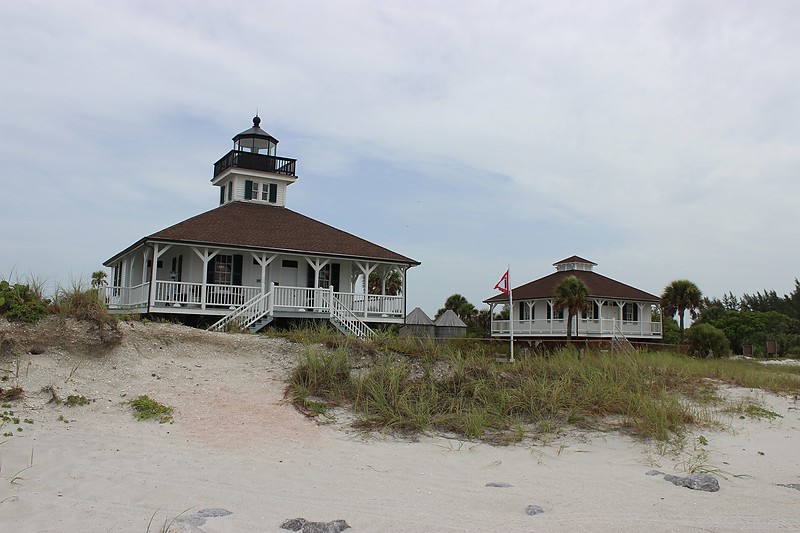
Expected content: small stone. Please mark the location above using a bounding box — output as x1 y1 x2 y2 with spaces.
664 473 719 492
301 520 350 533
281 517 306 531
646 469 664 476
777 483 800 491
486 482 513 488
525 504 544 516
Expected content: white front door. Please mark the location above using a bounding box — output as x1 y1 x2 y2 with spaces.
279 259 298 287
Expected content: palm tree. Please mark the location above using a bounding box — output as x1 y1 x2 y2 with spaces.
91 270 107 289
435 293 477 322
553 275 590 343
661 279 703 343
368 270 402 295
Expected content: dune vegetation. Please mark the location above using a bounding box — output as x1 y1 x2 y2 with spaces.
285 328 800 444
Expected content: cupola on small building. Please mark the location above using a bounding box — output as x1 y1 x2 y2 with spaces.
103 117 420 337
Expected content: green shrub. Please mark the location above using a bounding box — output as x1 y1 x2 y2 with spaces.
0 280 51 323
686 323 730 358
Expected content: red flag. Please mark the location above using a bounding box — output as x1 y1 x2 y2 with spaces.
494 270 510 294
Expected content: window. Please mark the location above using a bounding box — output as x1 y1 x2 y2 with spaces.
547 304 564 320
518 302 530 320
282 260 298 268
252 182 260 200
261 183 270 201
319 264 332 288
213 255 233 285
584 302 600 320
623 303 639 322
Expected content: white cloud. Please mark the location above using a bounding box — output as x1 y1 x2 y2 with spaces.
1 0 798 306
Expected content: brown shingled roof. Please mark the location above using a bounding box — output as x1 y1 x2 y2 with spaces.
484 269 659 304
105 202 419 265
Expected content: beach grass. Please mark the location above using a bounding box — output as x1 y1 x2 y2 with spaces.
287 333 800 443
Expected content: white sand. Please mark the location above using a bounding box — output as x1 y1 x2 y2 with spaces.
1 320 798 532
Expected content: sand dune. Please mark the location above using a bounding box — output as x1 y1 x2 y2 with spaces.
1 320 798 532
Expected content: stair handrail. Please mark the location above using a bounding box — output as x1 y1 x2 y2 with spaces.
208 289 272 332
611 318 634 353
329 290 374 338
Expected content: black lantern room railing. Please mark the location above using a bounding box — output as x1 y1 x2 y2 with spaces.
213 150 297 178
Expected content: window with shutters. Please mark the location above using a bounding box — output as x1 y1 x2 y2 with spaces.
213 255 233 285
623 303 639 322
262 183 270 201
251 182 259 200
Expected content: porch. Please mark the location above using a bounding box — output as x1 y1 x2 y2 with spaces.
491 317 662 338
103 281 403 323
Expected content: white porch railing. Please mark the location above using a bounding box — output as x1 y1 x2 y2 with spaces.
275 288 403 318
106 280 403 324
104 283 149 309
491 317 662 337
202 284 261 308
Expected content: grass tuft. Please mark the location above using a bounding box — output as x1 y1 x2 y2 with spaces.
127 395 174 424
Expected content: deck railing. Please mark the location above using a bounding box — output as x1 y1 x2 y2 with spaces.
491 317 662 337
213 150 297 178
106 280 403 319
104 283 149 309
272 286 403 317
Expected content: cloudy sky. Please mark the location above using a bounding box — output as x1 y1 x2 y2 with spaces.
1 1 798 317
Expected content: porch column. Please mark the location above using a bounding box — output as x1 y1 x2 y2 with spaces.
305 257 330 311
147 244 171 310
400 266 408 320
193 247 219 310
305 257 330 288
638 303 645 335
356 261 378 318
528 301 535 334
596 299 606 336
141 248 150 286
251 252 276 294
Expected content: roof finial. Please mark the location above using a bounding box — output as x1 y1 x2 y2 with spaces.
253 111 261 128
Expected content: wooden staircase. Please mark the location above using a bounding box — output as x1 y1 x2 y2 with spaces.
329 295 374 338
208 289 373 338
611 321 635 353
208 292 272 333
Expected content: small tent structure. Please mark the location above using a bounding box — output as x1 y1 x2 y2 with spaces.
400 307 435 337
434 309 467 338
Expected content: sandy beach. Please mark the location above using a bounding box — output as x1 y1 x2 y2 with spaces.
1 320 799 532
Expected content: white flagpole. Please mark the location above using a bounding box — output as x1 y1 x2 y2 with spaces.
508 266 514 363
